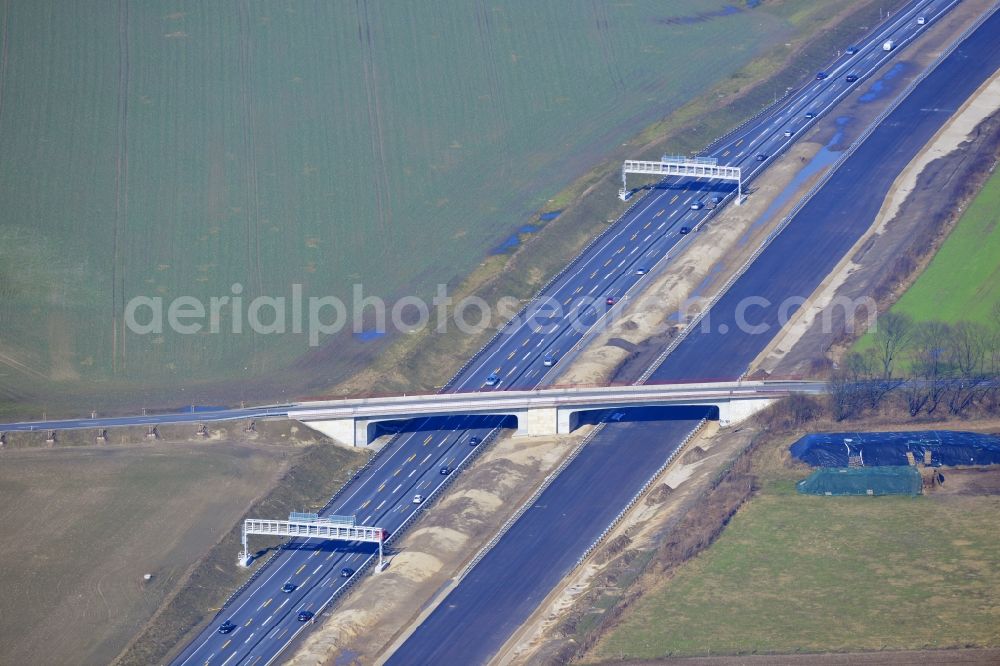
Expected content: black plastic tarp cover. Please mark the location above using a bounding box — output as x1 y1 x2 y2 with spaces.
789 431 1000 467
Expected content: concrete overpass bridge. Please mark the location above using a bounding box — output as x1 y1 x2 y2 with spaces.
293 380 824 446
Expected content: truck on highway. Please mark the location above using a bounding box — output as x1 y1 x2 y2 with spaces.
883 39 894 51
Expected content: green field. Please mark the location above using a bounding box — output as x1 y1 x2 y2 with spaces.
862 168 1000 337
592 477 1000 660
0 1 852 407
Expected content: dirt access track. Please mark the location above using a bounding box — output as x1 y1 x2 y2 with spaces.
0 424 319 666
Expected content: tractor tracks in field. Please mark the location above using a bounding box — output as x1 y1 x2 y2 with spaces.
0 0 10 132
238 0 263 362
111 0 130 374
356 0 391 257
591 0 626 97
476 0 512 180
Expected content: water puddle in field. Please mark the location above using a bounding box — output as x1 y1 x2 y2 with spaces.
859 62 909 103
490 223 541 254
539 210 562 221
737 125 845 246
354 329 387 342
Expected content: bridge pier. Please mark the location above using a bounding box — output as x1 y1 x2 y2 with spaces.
716 397 775 427
300 418 370 447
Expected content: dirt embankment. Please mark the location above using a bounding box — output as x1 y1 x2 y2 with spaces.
517 397 1000 665
755 70 1000 376
112 425 367 666
553 0 997 389
497 423 759 665
0 420 360 666
283 430 584 665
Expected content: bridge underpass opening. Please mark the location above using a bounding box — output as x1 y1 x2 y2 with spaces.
570 404 718 431
366 414 518 443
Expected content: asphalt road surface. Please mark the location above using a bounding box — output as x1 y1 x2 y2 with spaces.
389 4 1000 665
0 2 965 665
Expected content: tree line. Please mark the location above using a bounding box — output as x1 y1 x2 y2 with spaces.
828 303 1000 420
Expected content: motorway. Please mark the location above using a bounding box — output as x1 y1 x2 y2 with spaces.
389 2 1000 665
0 2 965 665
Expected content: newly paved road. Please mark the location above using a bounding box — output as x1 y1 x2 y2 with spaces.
0 2 955 665
652 3 1000 384
384 407 710 666
389 3 1000 665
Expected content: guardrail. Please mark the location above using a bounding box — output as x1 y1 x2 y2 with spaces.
455 422 606 584
443 171 664 391
218 0 994 627
635 1 993 386
293 381 818 416
574 418 707 568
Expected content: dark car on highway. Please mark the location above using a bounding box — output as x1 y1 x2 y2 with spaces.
340 567 354 578
440 466 451 475
281 582 296 593
755 153 767 162
218 620 237 634
469 436 480 446
679 226 690 235
805 111 816 119
846 46 859 55
845 73 858 82
815 71 828 80
297 610 314 622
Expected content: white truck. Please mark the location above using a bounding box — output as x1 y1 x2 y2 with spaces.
883 39 895 51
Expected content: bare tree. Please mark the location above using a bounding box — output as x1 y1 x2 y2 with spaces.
909 321 951 415
948 321 989 376
943 322 991 415
872 311 913 379
828 352 870 420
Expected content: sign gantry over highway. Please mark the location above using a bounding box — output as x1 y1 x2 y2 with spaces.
620 155 742 203
240 514 388 569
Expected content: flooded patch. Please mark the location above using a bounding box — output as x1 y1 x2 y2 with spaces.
354 329 387 342
490 223 541 255
738 134 845 246
858 62 909 103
